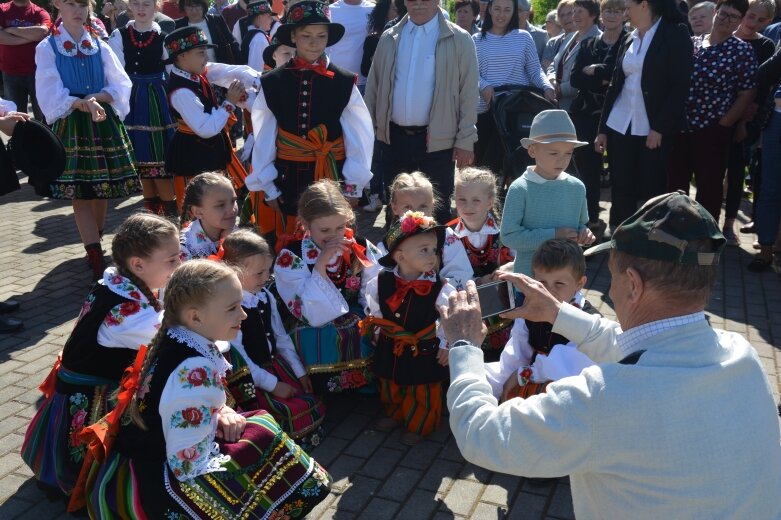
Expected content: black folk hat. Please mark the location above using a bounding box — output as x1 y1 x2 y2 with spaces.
274 1 345 48
10 119 65 196
163 26 217 64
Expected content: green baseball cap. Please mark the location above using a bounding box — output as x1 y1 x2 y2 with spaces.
584 191 726 265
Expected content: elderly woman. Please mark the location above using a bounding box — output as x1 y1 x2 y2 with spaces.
547 0 602 111
667 0 758 224
473 0 554 174
542 0 575 70
545 9 562 38
688 1 716 35
570 0 627 236
722 0 776 245
595 0 693 232
456 0 481 34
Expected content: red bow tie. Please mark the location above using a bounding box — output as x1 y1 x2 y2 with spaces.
385 278 433 314
289 57 334 78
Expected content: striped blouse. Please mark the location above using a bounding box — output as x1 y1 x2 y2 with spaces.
473 29 552 114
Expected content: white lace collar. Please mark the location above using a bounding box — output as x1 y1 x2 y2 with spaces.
301 234 342 270
171 65 201 83
125 20 162 34
101 266 150 303
452 212 501 239
391 266 438 282
53 25 100 57
241 288 269 309
167 326 232 375
180 219 220 258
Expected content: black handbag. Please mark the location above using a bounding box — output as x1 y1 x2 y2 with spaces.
0 139 19 196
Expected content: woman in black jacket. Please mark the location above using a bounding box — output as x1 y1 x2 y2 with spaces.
570 0 627 236
175 0 239 65
594 0 693 232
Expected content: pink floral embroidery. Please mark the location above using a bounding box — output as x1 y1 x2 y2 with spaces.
344 276 360 291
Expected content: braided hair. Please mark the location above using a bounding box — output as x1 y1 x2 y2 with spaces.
111 213 180 312
181 172 235 224
126 260 238 429
221 228 274 267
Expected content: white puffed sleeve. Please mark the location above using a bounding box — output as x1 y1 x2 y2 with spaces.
205 62 260 91
232 22 242 45
247 90 280 197
533 343 595 383
483 319 532 398
159 358 229 481
107 29 125 68
364 275 383 318
247 34 268 73
229 333 279 391
169 88 231 139
274 248 350 327
100 41 133 119
357 239 384 311
441 229 473 290
97 304 162 350
35 39 79 124
267 290 307 379
339 85 373 199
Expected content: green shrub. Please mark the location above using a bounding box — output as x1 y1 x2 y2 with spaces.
531 0 560 24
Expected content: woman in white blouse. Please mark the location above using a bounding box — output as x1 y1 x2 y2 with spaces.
472 0 554 174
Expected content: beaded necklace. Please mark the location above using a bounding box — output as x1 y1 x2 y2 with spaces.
129 26 157 49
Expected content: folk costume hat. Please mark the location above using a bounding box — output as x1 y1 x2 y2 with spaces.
584 191 726 266
10 119 65 197
246 0 275 17
263 35 285 69
163 26 217 64
379 211 447 268
520 109 588 148
274 1 345 48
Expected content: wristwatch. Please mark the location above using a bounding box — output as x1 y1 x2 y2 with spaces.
450 340 472 349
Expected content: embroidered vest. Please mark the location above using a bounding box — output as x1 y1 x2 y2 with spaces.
118 26 166 75
240 293 277 367
61 283 139 381
167 72 217 120
49 35 104 97
238 28 265 66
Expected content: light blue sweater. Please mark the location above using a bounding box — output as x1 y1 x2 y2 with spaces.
500 169 589 275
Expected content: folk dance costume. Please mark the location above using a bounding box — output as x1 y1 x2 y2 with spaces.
234 0 273 72
247 1 373 249
35 25 139 200
21 268 162 495
449 213 515 360
86 327 332 519
163 27 260 212
108 22 176 199
484 292 601 399
225 288 326 449
179 218 236 260
363 269 455 436
274 230 382 393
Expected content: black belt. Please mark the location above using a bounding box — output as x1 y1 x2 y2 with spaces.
390 121 428 136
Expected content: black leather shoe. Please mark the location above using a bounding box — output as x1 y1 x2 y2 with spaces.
0 300 19 314
0 315 22 333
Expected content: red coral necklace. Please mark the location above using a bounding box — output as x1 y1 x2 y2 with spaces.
129 27 156 49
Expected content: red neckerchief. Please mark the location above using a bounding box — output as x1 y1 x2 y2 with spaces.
344 228 372 267
288 56 334 78
385 277 434 313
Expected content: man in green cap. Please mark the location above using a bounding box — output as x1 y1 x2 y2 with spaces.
440 191 781 519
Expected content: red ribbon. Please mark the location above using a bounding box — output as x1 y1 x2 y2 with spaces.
38 354 62 399
344 228 372 268
207 241 226 262
288 57 335 78
385 278 434 313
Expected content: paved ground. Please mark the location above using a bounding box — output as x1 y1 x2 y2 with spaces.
0 175 779 519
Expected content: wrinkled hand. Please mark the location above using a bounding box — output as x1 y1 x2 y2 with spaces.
216 406 246 442
453 147 475 168
436 347 449 367
577 227 595 245
645 130 662 150
0 111 29 136
299 375 313 394
496 271 561 324
272 381 297 399
594 133 607 154
438 280 487 346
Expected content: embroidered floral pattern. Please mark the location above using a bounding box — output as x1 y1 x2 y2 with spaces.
518 366 533 386
76 293 96 324
177 365 218 389
53 31 100 57
286 294 305 321
68 392 89 461
104 300 148 326
169 438 206 479
171 405 210 428
180 220 221 260
325 367 373 392
276 250 303 270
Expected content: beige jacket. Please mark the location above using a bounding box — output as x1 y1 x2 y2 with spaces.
364 13 479 153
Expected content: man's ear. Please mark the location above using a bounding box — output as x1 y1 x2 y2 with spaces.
625 267 645 304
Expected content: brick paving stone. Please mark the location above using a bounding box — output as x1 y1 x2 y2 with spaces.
395 489 445 520
359 447 405 480
311 436 350 468
0 474 29 502
544 483 575 520
0 496 35 518
472 501 509 520
399 440 443 470
481 473 522 507
325 454 365 491
441 479 484 516
361 497 402 520
376 466 423 501
419 459 464 493
330 476 381 512
346 430 388 459
460 462 493 483
508 492 549 520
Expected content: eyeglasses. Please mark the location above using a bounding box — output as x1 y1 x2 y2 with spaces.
716 9 742 23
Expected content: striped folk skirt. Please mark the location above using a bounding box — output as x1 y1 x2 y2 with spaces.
21 366 117 495
291 309 375 394
87 412 332 519
225 347 326 450
377 378 443 436
125 73 176 179
50 103 140 199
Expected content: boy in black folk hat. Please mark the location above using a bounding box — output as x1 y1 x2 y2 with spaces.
163 26 261 214
247 0 373 251
234 0 275 70
361 211 455 446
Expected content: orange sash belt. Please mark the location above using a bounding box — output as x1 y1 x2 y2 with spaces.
177 112 247 190
276 125 345 183
359 316 437 358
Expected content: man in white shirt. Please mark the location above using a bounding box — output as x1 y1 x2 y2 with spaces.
442 191 781 520
364 0 478 225
327 0 373 90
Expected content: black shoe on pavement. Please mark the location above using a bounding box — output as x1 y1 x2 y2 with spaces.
0 300 19 314
0 316 22 333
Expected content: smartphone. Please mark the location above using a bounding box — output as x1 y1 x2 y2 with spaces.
476 280 516 319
